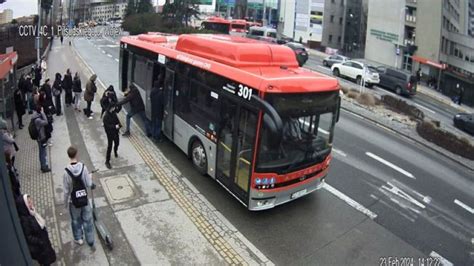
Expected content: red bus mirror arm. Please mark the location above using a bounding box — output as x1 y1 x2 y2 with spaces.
336 95 341 123
252 95 283 143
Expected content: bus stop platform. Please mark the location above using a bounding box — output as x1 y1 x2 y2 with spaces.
11 39 424 265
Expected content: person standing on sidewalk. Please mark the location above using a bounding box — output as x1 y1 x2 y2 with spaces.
32 106 51 173
63 146 95 247
117 84 151 137
84 74 97 119
63 69 73 107
16 194 56 265
1 118 19 171
100 85 118 118
52 73 63 116
103 105 121 169
150 78 164 142
14 86 26 129
25 75 34 114
72 72 82 112
458 85 464 105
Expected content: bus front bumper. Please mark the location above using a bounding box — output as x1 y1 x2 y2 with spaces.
248 175 326 211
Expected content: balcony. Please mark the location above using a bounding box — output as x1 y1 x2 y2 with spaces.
405 14 416 27
406 0 417 7
404 38 416 46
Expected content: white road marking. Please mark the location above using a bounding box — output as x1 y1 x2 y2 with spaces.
415 103 436 114
115 58 119 62
366 152 415 179
101 50 106 54
345 110 364 120
324 183 378 219
107 54 112 58
429 251 453 266
454 199 474 214
332 148 347 157
380 182 426 209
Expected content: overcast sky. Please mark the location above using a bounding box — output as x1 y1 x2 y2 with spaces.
0 0 38 18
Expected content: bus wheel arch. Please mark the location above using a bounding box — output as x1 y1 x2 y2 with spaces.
189 137 208 175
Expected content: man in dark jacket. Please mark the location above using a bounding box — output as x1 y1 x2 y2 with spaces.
63 69 73 107
103 105 121 169
72 72 82 111
33 65 42 89
100 85 119 118
14 87 25 129
52 73 63 116
117 84 151 137
16 194 56 265
150 77 164 142
33 106 51 172
25 75 34 114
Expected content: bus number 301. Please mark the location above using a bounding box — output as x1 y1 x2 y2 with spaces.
238 84 253 101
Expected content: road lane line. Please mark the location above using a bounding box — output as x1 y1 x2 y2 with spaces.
101 50 106 54
366 152 415 179
107 54 112 58
115 58 119 62
415 103 436 114
454 199 474 214
429 251 453 266
332 148 347 157
324 183 378 219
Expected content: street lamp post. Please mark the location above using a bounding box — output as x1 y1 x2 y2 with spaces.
37 0 42 66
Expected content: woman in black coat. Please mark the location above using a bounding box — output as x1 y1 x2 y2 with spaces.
16 194 56 266
14 87 25 129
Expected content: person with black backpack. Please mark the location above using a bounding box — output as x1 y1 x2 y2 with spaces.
62 145 95 247
30 106 51 173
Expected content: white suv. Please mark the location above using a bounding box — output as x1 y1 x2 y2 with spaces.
331 60 380 87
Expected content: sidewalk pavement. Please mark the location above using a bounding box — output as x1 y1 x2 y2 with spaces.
416 84 474 114
14 40 272 265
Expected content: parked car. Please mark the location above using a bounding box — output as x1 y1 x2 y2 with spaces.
376 67 417 96
284 42 308 67
323 54 350 67
331 60 380 87
453 113 474 135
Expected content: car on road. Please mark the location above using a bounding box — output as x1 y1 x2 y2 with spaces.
331 60 380 87
323 54 350 67
453 113 474 135
284 42 309 67
376 66 418 97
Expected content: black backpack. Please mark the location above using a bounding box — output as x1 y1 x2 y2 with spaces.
65 164 88 208
28 117 39 140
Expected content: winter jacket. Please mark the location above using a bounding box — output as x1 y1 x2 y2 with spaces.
18 76 26 94
84 75 97 102
63 162 92 208
15 197 56 265
8 165 21 198
100 88 119 116
14 89 25 115
52 78 62 96
40 83 54 108
72 76 82 93
103 110 121 134
117 86 145 113
62 73 73 91
150 87 164 120
32 111 48 142
25 79 33 93
2 130 16 157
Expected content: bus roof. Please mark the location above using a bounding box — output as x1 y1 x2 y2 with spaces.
121 34 338 93
203 16 230 24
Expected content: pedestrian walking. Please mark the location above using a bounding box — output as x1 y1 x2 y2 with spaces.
72 72 82 111
117 84 151 137
84 74 97 119
52 73 63 116
60 34 64 45
25 75 34 114
100 85 118 118
16 194 56 265
150 77 165 142
14 87 26 129
416 68 422 84
63 146 95 247
103 105 121 169
32 106 51 173
63 69 73 107
5 151 21 198
458 84 464 105
1 119 19 171
33 65 42 89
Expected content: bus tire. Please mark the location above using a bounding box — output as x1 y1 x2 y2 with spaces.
191 140 207 175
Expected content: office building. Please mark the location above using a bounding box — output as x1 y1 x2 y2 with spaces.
0 9 13 25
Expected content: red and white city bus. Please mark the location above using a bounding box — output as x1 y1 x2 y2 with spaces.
119 33 341 210
200 17 231 34
229 19 248 36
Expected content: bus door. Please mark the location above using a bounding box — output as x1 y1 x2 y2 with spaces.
216 98 258 203
162 68 175 140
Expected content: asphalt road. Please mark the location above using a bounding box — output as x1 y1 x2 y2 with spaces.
73 35 474 265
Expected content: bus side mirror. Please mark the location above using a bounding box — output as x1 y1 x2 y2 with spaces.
336 95 341 123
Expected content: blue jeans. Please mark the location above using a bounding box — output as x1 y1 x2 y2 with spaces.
69 203 95 246
37 141 48 169
126 110 151 135
152 119 162 140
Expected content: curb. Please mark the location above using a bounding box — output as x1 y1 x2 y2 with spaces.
340 106 474 172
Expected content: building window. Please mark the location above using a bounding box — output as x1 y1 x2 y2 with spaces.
341 0 344 6
331 0 335 3
330 15 334 22
329 35 333 43
339 17 343 25
337 36 341 43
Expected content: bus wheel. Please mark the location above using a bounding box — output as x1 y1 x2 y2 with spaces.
191 140 207 175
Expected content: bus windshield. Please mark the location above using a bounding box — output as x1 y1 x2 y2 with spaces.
257 92 338 173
